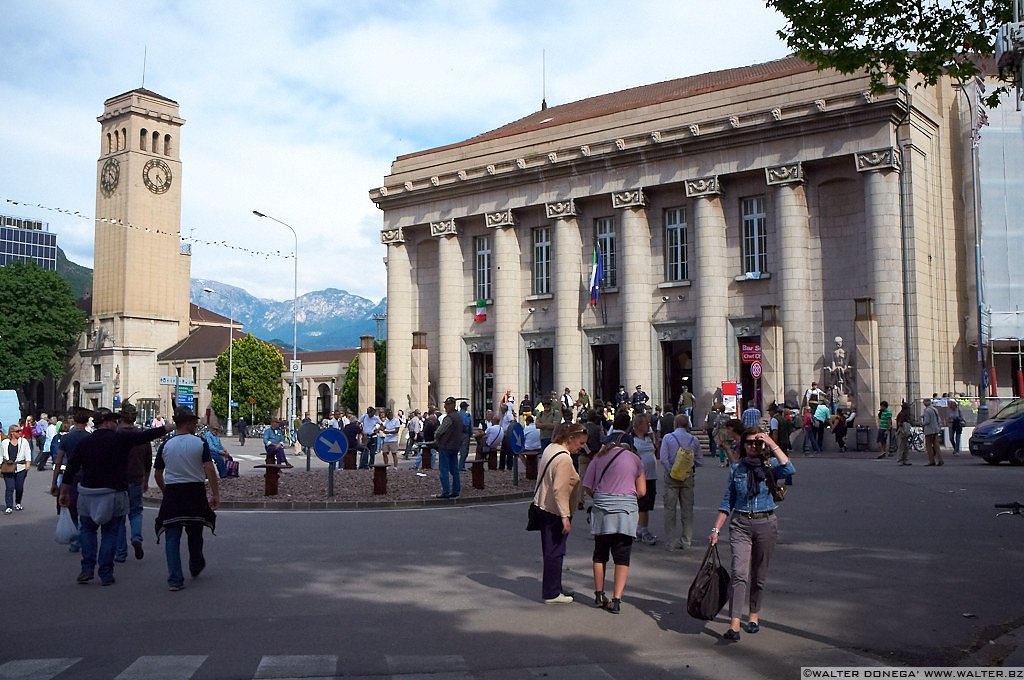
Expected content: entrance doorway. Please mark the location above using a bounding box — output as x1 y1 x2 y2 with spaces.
528 348 554 406
317 383 332 421
591 345 620 406
661 340 693 412
471 352 494 425
738 336 762 410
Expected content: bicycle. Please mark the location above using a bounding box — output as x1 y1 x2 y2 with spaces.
995 502 1023 518
909 426 925 453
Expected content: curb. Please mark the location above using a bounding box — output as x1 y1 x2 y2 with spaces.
143 490 533 511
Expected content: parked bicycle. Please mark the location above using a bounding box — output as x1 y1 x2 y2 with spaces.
909 426 925 453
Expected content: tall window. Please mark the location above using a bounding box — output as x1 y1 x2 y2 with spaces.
532 226 551 295
595 217 617 288
664 207 688 281
741 196 768 274
474 235 492 301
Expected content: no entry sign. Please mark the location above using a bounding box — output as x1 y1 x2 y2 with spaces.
750 361 762 379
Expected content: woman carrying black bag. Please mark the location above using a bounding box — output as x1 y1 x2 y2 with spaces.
710 428 794 642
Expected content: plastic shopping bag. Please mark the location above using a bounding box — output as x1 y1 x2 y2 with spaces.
55 506 78 545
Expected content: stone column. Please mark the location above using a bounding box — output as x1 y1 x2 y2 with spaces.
548 200 583 395
766 163 811 404
432 219 463 401
382 227 413 420
760 305 785 408
358 334 376 413
614 190 653 400
853 298 880 440
687 177 730 416
411 331 428 412
488 209 521 407
856 148 904 405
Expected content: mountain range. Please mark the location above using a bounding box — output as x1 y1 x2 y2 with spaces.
56 248 385 351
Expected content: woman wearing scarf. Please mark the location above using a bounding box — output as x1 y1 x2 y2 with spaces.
710 428 794 641
582 431 645 614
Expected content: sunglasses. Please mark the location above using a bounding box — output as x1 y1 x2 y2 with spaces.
743 439 763 446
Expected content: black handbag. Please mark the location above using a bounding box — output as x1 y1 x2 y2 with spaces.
526 452 565 531
686 543 731 621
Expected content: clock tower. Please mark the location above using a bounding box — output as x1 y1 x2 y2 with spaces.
81 88 192 412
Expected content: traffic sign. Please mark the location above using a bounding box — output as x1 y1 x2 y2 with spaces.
177 385 193 395
249 397 256 405
313 428 348 464
289 360 302 373
740 342 762 364
750 360 762 379
508 422 525 454
297 422 321 448
161 376 195 386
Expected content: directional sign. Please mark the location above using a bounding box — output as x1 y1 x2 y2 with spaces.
297 422 321 448
507 422 526 454
313 427 348 464
161 376 196 386
750 360 762 379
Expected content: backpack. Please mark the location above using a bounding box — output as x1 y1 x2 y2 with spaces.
667 433 695 482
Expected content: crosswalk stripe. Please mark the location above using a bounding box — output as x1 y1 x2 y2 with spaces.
0 658 80 680
385 655 469 678
253 655 337 679
114 655 207 680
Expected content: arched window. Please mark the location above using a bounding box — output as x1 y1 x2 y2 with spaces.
140 128 148 151
122 128 127 150
163 134 172 156
152 130 159 152
106 132 112 154
72 381 81 408
114 129 120 151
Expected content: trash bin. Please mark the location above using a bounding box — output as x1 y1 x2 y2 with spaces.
856 425 870 451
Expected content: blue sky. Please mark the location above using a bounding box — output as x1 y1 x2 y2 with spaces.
0 0 790 301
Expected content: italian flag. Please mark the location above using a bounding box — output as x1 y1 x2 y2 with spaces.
475 299 487 322
589 246 604 305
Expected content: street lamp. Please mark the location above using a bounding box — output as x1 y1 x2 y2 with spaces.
252 210 299 431
202 287 234 437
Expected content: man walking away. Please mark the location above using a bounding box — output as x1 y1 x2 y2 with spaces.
115 403 152 562
660 414 702 551
154 407 220 592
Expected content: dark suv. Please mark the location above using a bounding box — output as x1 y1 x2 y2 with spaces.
970 399 1024 465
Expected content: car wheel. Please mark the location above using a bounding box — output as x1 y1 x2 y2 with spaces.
1009 447 1024 466
984 456 1002 465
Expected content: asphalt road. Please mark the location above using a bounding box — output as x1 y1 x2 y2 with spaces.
2 447 1023 679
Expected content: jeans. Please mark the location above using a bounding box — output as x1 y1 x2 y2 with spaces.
458 433 471 470
79 512 122 582
438 448 460 497
359 445 375 469
802 426 821 452
116 482 145 559
950 422 963 453
538 509 568 599
163 522 205 587
3 470 26 509
212 451 227 478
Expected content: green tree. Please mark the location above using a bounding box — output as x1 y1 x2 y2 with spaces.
769 0 1013 106
0 261 86 392
338 340 386 413
207 334 285 425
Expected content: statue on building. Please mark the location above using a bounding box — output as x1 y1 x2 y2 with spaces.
113 365 121 395
823 336 853 400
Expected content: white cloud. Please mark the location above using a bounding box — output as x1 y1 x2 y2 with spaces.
0 0 788 302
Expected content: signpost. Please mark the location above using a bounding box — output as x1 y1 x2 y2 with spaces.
313 428 348 497
298 422 321 472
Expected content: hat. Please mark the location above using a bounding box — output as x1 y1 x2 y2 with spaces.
173 406 199 424
92 407 118 424
444 396 456 404
120 401 138 417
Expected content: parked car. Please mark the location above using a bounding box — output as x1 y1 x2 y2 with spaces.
970 399 1024 465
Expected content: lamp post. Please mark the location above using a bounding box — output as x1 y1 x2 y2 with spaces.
202 287 234 437
252 210 299 431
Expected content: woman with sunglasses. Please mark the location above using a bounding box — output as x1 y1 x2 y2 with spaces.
709 428 794 642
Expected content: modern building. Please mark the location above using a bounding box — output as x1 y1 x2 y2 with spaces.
0 214 58 270
370 56 984 430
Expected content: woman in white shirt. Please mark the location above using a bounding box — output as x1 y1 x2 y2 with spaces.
2 425 32 513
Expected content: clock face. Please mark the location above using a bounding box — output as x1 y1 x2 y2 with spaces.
142 158 172 194
100 158 119 196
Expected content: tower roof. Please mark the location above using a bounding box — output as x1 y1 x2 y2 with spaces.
104 88 178 106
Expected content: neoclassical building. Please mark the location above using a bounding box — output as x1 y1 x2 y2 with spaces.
370 56 980 425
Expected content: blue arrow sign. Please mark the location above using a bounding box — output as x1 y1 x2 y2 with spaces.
508 422 525 454
313 428 348 464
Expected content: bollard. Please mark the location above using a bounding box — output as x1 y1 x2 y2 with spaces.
342 451 356 470
522 451 540 480
470 459 486 490
420 444 433 470
372 462 389 495
253 464 288 496
487 449 497 470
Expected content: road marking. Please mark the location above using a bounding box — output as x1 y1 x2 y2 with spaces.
0 658 80 680
114 655 207 679
254 655 337 679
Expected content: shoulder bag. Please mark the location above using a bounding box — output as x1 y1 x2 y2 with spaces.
526 451 565 531
686 543 731 620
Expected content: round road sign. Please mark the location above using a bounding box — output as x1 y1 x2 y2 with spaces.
297 422 322 448
313 428 348 464
508 422 526 454
750 360 762 379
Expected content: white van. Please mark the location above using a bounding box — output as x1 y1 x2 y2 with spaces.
0 390 22 435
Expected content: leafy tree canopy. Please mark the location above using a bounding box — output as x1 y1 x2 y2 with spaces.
207 333 285 425
769 0 1014 106
0 261 86 388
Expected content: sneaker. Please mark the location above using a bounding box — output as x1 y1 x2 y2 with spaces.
100 577 116 586
3 508 11 514
132 541 144 560
642 532 659 546
606 598 621 614
723 629 741 641
743 621 760 634
169 583 185 592
189 557 206 578
544 593 574 604
594 590 610 608
76 571 94 584
14 504 22 511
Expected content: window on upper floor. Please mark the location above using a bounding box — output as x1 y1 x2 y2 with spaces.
664 207 688 282
531 226 551 295
595 217 617 288
740 195 768 275
140 129 148 151
474 235 492 301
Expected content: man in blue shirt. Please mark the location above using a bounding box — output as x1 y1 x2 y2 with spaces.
659 414 702 551
263 418 291 467
457 401 473 471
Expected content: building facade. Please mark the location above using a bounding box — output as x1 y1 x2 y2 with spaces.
370 57 978 428
0 214 57 270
